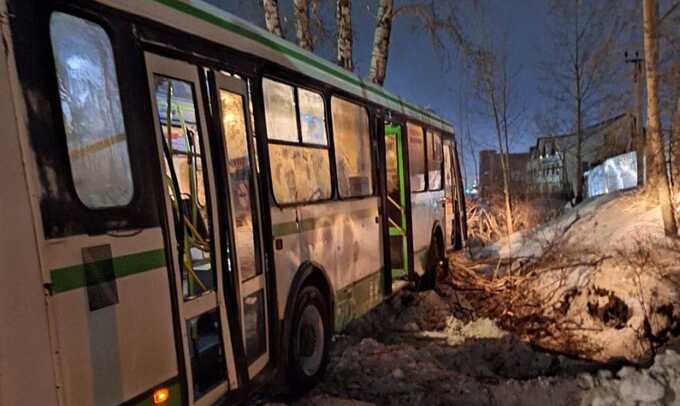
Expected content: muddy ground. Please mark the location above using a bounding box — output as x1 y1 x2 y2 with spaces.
295 285 597 406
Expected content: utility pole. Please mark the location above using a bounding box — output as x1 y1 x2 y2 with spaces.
625 50 646 186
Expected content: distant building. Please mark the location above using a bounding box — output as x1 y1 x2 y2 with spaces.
527 113 635 199
478 150 530 199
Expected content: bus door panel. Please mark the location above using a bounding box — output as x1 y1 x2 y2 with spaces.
452 142 467 246
383 122 410 284
209 71 270 379
410 193 434 275
443 142 455 250
144 53 238 405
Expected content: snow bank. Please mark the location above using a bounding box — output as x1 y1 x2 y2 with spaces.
468 191 680 364
581 349 680 405
481 190 668 260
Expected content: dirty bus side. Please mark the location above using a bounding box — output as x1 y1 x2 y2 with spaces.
0 0 467 405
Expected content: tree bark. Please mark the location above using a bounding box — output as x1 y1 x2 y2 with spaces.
368 0 393 85
293 0 313 51
635 61 646 186
336 0 353 71
643 0 678 236
262 0 283 37
576 95 583 202
500 62 513 237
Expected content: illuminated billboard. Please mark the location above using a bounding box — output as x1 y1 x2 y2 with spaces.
586 151 637 198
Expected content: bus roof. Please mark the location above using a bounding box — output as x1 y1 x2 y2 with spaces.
140 0 454 134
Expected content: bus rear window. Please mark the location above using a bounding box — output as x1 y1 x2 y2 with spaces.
50 12 134 209
407 123 426 192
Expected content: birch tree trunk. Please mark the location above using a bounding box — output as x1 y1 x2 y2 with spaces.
263 0 283 37
368 0 393 85
491 88 514 279
489 87 514 240
643 0 678 236
500 63 514 239
293 0 313 51
336 0 353 71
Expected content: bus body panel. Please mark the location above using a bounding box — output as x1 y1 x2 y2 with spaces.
271 206 303 321
0 3 60 404
299 198 383 330
44 230 177 405
410 191 445 275
271 198 382 331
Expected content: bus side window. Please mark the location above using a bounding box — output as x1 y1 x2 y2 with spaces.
427 130 443 190
331 97 373 198
50 12 134 209
407 122 426 192
262 78 298 142
298 88 327 145
263 78 331 204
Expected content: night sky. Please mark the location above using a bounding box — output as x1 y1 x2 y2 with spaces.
208 0 554 185
376 0 552 183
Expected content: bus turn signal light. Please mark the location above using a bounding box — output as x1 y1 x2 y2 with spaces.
153 387 170 404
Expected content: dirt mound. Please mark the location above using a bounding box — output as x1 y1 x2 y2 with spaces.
453 191 680 364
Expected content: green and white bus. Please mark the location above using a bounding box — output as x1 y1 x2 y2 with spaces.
0 0 467 404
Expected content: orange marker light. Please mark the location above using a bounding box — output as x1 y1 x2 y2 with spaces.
153 387 170 405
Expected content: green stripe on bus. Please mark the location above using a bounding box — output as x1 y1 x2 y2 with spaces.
334 270 384 331
49 249 166 295
271 207 376 237
271 221 298 237
152 0 452 128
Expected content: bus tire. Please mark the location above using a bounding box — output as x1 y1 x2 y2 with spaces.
420 233 444 291
286 284 331 393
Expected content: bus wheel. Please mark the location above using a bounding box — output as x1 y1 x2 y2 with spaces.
420 234 445 291
287 285 331 392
